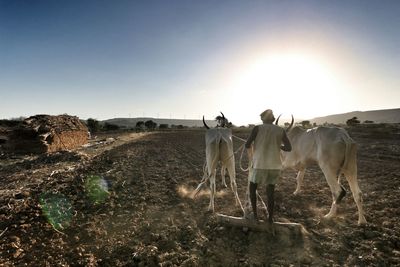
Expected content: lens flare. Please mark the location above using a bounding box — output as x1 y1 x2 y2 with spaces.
39 193 73 231
85 175 110 204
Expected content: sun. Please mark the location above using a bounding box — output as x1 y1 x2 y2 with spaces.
228 52 341 124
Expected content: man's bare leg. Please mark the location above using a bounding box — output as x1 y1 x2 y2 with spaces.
249 182 258 220
266 184 275 223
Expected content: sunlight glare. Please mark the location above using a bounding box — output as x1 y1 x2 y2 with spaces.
229 53 342 125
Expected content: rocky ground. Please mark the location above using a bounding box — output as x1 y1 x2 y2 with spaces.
0 126 399 266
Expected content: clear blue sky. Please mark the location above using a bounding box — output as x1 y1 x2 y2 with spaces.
1 0 399 125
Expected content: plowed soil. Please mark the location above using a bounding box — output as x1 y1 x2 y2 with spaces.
1 127 399 266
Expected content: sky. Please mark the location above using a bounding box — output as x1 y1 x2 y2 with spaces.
0 0 399 125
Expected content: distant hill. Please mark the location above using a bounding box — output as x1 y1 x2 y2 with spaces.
309 108 400 125
101 108 400 128
102 117 217 128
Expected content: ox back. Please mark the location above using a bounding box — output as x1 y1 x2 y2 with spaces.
282 126 367 225
205 128 235 176
201 128 243 212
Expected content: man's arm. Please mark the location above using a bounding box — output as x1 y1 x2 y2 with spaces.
245 126 258 149
281 131 292 152
245 126 259 159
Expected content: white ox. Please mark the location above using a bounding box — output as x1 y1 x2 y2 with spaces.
194 116 243 212
282 125 367 225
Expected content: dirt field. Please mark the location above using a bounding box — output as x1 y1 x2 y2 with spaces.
1 126 400 266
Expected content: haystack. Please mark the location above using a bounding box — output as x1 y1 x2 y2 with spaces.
4 115 88 154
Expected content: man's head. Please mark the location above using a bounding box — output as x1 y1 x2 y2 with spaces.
260 109 275 123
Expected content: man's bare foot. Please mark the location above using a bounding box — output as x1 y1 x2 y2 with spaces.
245 213 258 222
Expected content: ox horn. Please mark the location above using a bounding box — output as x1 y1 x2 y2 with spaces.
202 116 210 129
275 114 282 125
286 114 294 132
220 111 226 127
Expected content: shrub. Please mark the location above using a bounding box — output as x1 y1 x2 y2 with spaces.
301 120 311 128
104 122 120 131
346 117 361 126
145 120 157 130
87 118 101 133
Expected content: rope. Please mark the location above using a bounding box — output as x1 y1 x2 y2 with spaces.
232 134 251 172
194 133 251 195
232 134 247 142
202 134 252 172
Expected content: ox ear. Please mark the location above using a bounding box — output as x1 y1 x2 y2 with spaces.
286 114 294 132
275 114 282 125
202 116 210 129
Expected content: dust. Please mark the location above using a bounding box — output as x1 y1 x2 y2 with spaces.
177 185 228 199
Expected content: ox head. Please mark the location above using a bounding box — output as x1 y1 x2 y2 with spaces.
215 112 229 127
275 114 294 132
203 112 230 129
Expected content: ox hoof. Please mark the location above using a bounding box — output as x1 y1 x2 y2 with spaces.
358 217 367 226
206 209 215 215
293 190 301 196
323 213 335 220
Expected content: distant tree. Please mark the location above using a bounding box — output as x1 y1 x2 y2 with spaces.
301 120 311 128
145 120 157 130
0 119 22 127
104 122 120 131
346 117 361 126
364 120 374 124
313 122 317 127
87 118 101 133
177 125 184 129
9 116 26 121
136 121 144 128
159 124 169 129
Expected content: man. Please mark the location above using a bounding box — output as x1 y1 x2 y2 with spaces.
245 109 292 223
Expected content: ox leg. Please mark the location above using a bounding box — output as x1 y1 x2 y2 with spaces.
208 173 216 212
226 163 244 212
345 173 367 225
220 167 228 188
293 169 306 195
320 166 343 219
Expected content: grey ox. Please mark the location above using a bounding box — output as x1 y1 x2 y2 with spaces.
281 123 367 225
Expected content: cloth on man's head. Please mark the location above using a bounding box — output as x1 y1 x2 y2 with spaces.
260 109 275 122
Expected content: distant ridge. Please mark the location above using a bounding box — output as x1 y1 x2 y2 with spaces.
309 108 400 124
102 117 217 128
101 108 400 128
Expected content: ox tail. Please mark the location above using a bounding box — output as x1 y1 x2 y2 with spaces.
340 141 357 177
336 140 357 203
193 162 209 198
